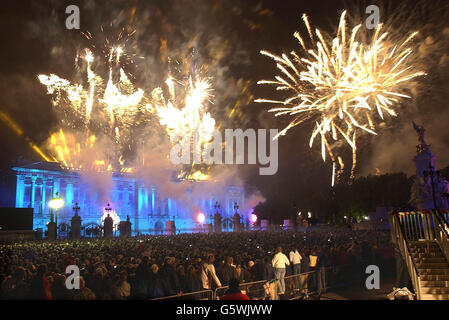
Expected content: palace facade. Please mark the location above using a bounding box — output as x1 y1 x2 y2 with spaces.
12 161 245 235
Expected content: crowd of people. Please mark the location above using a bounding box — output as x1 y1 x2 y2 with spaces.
0 228 394 300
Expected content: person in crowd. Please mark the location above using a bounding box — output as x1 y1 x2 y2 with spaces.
272 246 290 296
185 265 202 294
159 256 181 296
235 264 246 284
300 251 310 297
177 265 189 294
219 278 250 300
117 271 131 299
88 267 107 300
308 249 319 293
201 254 222 290
0 228 392 300
221 256 238 287
133 256 151 299
72 277 96 300
1 267 29 299
263 257 274 281
51 274 74 300
246 260 258 283
289 247 302 291
148 264 165 298
29 264 52 300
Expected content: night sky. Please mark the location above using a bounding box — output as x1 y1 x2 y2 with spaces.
1 0 448 220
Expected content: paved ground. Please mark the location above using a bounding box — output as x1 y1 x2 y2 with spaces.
320 276 396 300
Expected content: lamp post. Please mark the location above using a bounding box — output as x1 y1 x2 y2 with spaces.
71 202 81 240
105 203 113 215
197 212 205 232
213 201 222 233
72 202 80 216
214 201 221 213
233 202 240 232
49 192 64 238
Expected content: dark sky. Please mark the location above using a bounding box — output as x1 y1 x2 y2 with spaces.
0 0 448 219
0 0 342 162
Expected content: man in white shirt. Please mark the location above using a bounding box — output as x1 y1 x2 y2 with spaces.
289 248 302 291
201 254 222 290
272 246 290 296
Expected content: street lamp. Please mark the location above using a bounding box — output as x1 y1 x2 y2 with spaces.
251 213 257 230
49 192 64 237
72 202 80 216
197 212 205 232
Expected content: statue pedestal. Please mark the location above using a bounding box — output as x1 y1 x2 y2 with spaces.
410 124 449 210
214 213 222 233
47 221 56 240
413 148 436 178
119 221 132 237
71 214 82 240
104 217 113 238
164 220 175 236
233 213 241 232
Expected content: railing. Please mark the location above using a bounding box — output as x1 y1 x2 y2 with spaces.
434 210 449 264
215 279 272 300
148 265 362 301
396 211 435 241
284 270 323 299
391 211 422 300
214 270 326 300
441 210 449 225
150 289 214 300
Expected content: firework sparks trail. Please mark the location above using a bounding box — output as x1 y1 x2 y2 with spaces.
150 64 216 181
256 11 424 184
38 29 216 180
38 29 149 171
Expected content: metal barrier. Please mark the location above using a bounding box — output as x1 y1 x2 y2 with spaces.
441 210 449 225
284 270 321 299
214 279 271 300
434 210 449 265
151 265 365 300
391 211 422 300
214 270 327 300
397 210 435 241
150 289 213 300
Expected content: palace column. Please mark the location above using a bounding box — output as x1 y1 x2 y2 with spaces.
151 187 155 214
31 176 37 210
15 175 25 208
41 179 46 215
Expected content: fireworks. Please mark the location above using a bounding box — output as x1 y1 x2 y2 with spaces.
150 71 216 182
256 11 424 183
153 74 215 155
38 31 150 171
38 29 215 180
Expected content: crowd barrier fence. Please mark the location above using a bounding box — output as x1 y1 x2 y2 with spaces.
151 289 214 300
150 264 361 300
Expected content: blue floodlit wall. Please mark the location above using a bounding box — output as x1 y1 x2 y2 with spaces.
12 162 245 235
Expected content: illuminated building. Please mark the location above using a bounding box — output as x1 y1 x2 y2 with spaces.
11 160 245 235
